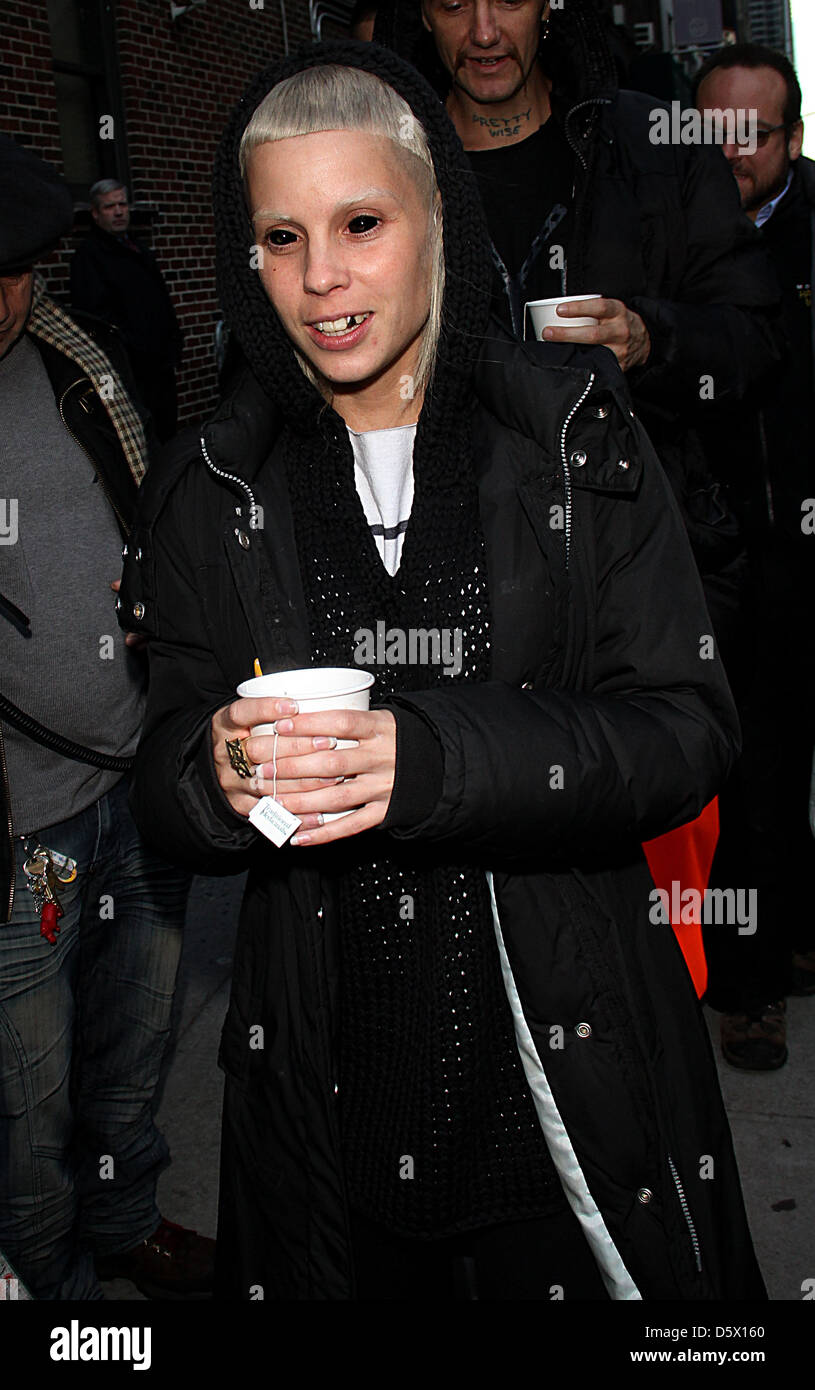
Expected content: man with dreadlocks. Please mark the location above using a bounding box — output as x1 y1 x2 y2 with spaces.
0 136 210 1300
122 41 765 1300
374 0 781 654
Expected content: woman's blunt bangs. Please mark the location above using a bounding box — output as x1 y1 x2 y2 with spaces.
239 64 444 399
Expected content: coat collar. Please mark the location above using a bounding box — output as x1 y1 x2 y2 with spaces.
204 322 634 492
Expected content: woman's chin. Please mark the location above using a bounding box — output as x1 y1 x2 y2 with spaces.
311 357 400 395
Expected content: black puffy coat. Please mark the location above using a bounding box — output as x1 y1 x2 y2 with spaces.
121 338 767 1301
121 40 765 1300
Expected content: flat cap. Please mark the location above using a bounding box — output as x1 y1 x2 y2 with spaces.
0 134 74 274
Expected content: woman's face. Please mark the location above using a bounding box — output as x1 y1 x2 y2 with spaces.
246 128 433 419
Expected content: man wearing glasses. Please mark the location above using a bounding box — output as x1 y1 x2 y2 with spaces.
697 45 807 224
695 45 815 1069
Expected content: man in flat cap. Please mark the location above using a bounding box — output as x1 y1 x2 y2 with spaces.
0 135 211 1300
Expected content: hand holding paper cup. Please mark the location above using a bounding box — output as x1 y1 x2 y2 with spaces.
524 293 601 341
237 667 375 837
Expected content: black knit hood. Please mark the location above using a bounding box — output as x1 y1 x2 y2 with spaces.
213 39 493 438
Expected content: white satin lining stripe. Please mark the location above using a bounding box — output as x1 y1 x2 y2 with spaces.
486 870 642 1302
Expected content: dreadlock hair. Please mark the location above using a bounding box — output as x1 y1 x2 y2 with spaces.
239 64 445 402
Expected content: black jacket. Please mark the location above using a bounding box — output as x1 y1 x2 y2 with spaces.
121 326 765 1300
0 316 142 923
70 224 182 372
701 155 815 549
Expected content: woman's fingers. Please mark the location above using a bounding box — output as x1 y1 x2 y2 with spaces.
290 803 382 846
210 703 396 828
243 733 338 766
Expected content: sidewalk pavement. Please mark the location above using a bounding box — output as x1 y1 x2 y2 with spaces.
102 871 814 1301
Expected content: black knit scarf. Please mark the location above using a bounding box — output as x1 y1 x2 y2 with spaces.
214 39 564 1236
284 400 564 1236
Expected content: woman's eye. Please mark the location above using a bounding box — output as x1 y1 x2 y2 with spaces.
265 228 297 247
347 214 381 235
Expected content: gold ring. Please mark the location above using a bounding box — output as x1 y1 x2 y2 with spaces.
225 736 254 779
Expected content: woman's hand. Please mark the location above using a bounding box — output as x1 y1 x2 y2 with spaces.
211 699 397 840
254 708 397 844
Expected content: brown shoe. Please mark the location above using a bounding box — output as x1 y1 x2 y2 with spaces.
720 1000 788 1071
790 950 815 996
95 1218 215 1299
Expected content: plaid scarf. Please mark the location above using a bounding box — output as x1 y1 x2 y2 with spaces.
27 275 147 485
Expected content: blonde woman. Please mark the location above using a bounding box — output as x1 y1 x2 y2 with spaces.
122 44 764 1302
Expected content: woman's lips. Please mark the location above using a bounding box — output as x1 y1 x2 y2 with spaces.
305 312 374 352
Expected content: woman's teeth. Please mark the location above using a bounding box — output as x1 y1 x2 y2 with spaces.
314 313 368 335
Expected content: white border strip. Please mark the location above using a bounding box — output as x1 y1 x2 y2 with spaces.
487 870 642 1301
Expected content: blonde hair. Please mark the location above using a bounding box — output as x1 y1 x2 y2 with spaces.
240 65 444 401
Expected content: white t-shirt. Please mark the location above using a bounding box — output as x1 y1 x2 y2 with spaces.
348 421 417 576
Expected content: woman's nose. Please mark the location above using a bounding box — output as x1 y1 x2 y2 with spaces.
303 238 351 296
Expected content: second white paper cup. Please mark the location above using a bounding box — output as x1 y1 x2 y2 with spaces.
524 294 601 341
237 667 376 822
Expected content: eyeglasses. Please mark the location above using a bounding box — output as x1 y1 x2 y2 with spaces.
735 123 787 150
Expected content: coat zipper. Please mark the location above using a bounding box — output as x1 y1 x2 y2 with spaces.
561 97 612 297
668 1153 703 1273
200 435 261 527
0 722 15 923
560 372 596 567
562 98 596 173
58 381 130 537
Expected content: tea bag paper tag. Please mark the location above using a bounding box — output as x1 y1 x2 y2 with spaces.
249 796 301 848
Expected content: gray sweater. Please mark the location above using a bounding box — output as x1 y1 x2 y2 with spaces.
0 334 144 835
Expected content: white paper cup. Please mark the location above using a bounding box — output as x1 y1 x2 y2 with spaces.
524 294 601 341
237 667 375 822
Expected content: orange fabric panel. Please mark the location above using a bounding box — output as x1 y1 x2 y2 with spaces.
642 798 719 998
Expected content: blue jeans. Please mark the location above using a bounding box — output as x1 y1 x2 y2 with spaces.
0 776 189 1299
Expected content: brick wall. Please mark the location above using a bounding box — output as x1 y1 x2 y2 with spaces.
1 0 320 427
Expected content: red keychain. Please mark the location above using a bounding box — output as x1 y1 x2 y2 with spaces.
39 899 63 945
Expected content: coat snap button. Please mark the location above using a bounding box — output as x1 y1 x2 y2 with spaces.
115 596 122 612
591 404 610 419
575 1022 592 1038
521 681 533 690
121 543 128 558
134 546 143 562
570 449 587 468
617 459 630 471
235 529 250 550
637 1187 653 1204
132 601 145 621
